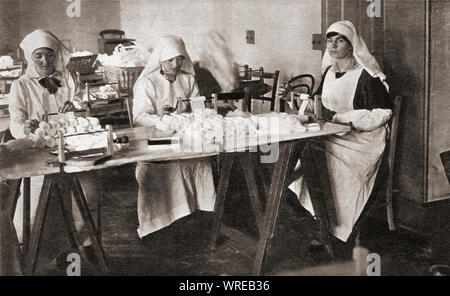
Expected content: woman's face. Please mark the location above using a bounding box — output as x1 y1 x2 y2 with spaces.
161 55 185 75
326 34 353 60
32 47 56 76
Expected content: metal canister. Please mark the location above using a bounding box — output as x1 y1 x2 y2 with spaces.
314 94 323 120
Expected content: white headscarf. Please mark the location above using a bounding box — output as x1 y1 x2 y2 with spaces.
322 20 388 89
139 35 194 78
20 29 71 79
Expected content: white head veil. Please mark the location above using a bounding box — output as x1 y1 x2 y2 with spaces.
20 29 71 79
139 35 194 78
322 20 388 90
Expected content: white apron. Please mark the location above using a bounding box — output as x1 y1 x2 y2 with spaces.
289 66 391 242
135 159 216 238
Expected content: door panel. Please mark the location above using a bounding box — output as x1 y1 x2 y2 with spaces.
429 0 450 201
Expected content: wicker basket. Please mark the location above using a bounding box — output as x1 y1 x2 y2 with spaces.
102 65 144 94
67 54 98 75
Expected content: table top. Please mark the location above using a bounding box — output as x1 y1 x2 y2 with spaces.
0 122 351 178
0 146 59 179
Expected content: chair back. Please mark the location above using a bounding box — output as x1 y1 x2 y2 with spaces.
288 74 315 96
387 96 402 172
99 29 126 39
239 65 280 112
383 95 402 231
211 88 250 116
287 74 315 111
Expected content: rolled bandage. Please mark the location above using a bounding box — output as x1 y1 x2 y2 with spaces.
34 127 46 138
65 126 76 135
68 118 78 126
44 135 56 148
47 127 57 137
39 121 51 132
87 117 100 126
77 117 90 127
75 125 88 133
58 118 67 128
48 119 59 129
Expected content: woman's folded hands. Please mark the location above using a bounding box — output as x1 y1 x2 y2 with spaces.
332 108 392 132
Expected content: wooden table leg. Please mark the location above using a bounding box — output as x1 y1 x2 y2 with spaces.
1 179 24 275
25 175 56 275
70 174 109 274
252 141 296 275
241 154 264 233
22 177 30 254
125 97 133 128
210 154 235 249
56 174 88 262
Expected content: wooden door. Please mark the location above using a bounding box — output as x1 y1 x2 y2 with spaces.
321 0 384 66
429 0 450 202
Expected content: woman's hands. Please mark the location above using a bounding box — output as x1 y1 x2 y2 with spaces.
23 119 40 135
277 82 290 99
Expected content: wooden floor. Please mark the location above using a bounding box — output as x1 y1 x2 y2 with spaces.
35 164 449 276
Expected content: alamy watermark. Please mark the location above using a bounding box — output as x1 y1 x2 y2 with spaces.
367 0 382 18
66 253 81 276
367 252 381 276
166 116 284 164
66 0 81 18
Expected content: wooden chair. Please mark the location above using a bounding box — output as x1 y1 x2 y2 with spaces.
352 95 403 241
286 74 315 111
83 81 134 129
440 150 450 186
239 65 280 112
211 88 250 115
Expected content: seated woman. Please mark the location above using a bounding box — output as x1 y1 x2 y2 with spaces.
283 21 392 246
132 35 216 238
7 29 99 265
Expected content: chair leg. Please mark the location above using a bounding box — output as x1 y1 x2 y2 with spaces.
125 97 133 128
25 175 55 275
386 188 395 231
70 174 109 274
22 178 30 254
56 175 87 261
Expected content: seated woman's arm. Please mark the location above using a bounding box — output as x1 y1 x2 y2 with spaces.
132 78 159 127
332 72 392 132
8 80 29 139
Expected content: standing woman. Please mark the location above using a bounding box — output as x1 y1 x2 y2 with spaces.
7 30 99 263
133 35 216 238
288 21 392 244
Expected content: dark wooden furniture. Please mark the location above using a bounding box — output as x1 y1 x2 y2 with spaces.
287 74 316 110
239 65 280 112
97 29 135 55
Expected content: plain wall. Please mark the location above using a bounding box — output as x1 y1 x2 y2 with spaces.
17 0 122 53
120 0 323 111
0 0 20 56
